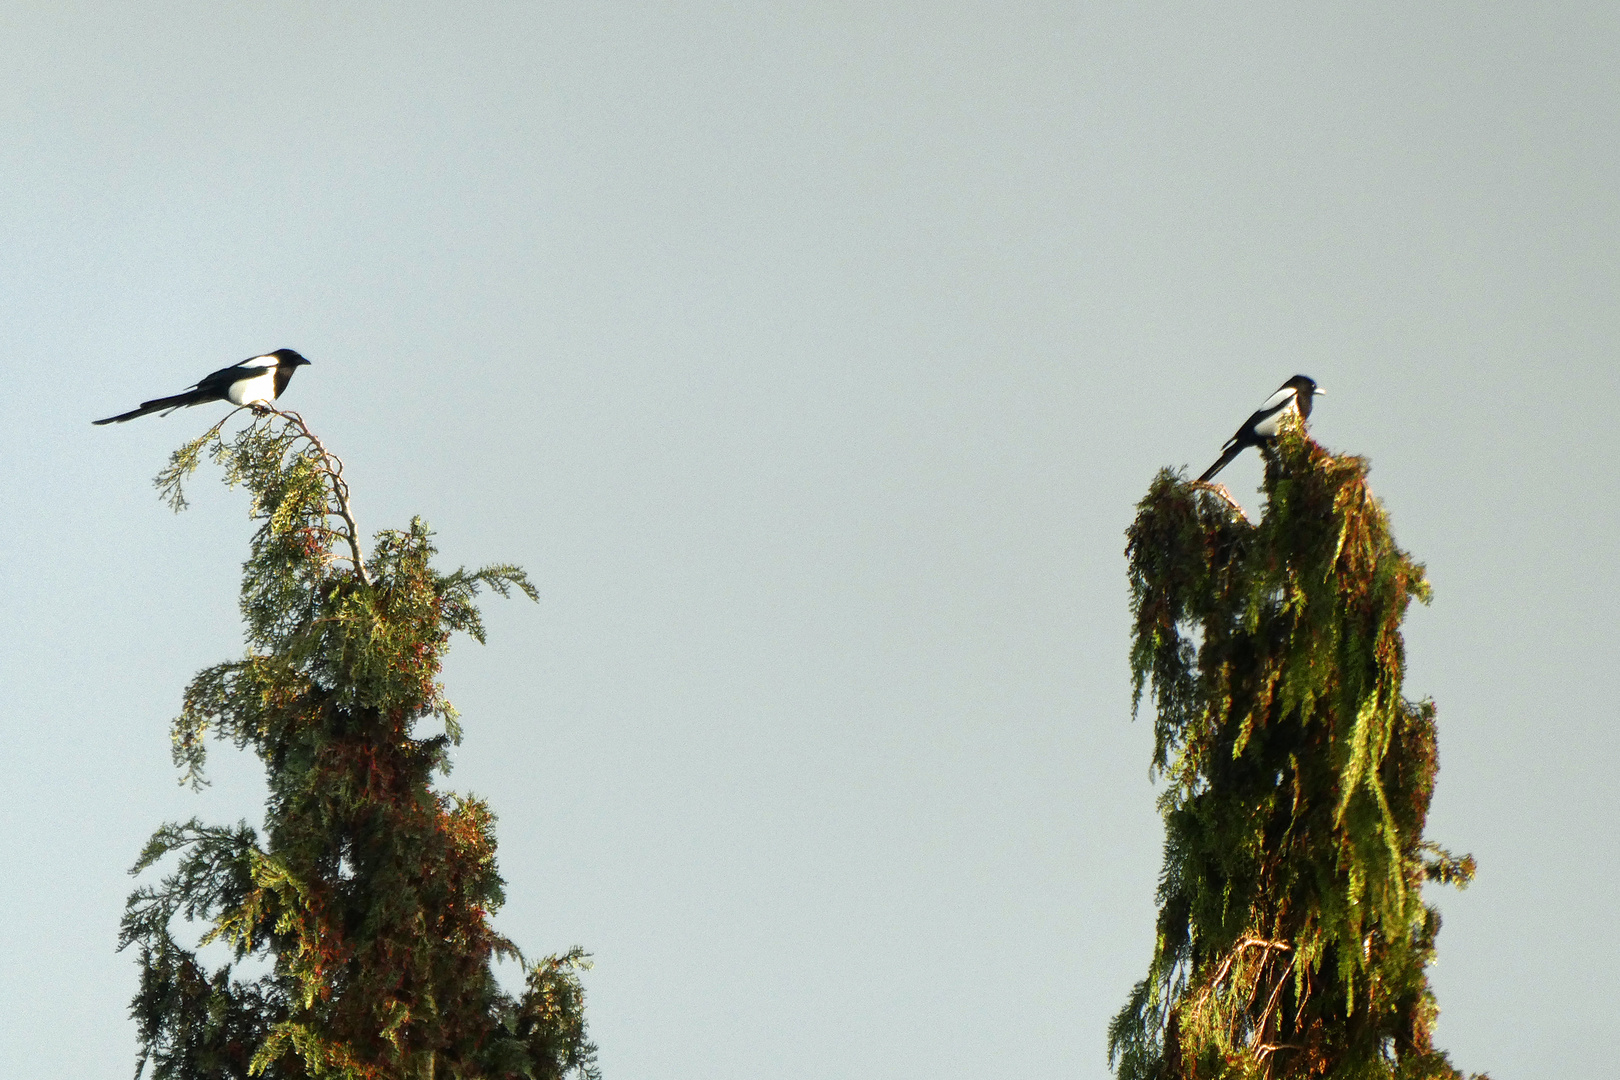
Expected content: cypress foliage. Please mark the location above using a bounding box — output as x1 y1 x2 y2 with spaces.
118 410 598 1080
1109 422 1483 1080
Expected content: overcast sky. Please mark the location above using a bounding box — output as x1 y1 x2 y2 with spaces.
2 4 1616 1078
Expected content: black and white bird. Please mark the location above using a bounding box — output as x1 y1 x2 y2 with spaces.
1197 375 1322 482
93 349 312 425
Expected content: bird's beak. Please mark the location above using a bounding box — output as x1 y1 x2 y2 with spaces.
1314 386 1324 395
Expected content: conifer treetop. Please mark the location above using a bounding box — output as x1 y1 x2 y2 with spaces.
121 408 595 1080
1110 422 1482 1080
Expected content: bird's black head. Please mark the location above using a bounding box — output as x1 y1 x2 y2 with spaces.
1284 374 1321 419
271 349 311 367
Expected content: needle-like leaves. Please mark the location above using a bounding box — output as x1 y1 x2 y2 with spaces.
122 410 595 1080
1110 424 1483 1080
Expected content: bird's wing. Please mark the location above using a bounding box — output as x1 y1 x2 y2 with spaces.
1192 380 1309 479
193 356 279 396
1249 388 1301 440
1254 385 1297 414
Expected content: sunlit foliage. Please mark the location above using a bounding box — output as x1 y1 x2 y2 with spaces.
1109 422 1483 1080
120 410 597 1080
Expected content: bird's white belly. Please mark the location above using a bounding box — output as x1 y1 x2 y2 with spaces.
227 368 277 406
1254 400 1298 439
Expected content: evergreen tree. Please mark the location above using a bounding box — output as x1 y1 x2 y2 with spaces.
1109 422 1483 1080
118 409 598 1080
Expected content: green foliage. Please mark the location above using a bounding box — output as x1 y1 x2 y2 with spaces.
1109 424 1483 1080
121 410 597 1080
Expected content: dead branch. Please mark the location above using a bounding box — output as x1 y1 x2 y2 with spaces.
1190 479 1250 521
270 408 372 587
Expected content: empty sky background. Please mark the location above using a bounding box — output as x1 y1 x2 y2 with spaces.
2 3 1616 1077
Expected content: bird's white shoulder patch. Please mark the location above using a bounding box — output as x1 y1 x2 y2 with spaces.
1257 386 1296 413
242 354 279 370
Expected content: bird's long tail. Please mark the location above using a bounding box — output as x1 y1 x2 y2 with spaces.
1197 443 1243 483
92 388 211 425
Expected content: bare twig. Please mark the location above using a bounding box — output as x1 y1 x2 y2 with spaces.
1250 954 1297 1056
1191 480 1249 522
1254 1042 1303 1057
1197 935 1293 1022
1292 965 1313 1031
269 408 371 587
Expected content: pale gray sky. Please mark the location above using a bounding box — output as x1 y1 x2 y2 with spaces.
2 4 1616 1077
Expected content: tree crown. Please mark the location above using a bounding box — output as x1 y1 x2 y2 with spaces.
1110 423 1480 1080
121 409 596 1080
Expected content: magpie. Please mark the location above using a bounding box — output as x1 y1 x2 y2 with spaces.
1196 375 1322 482
93 349 312 425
